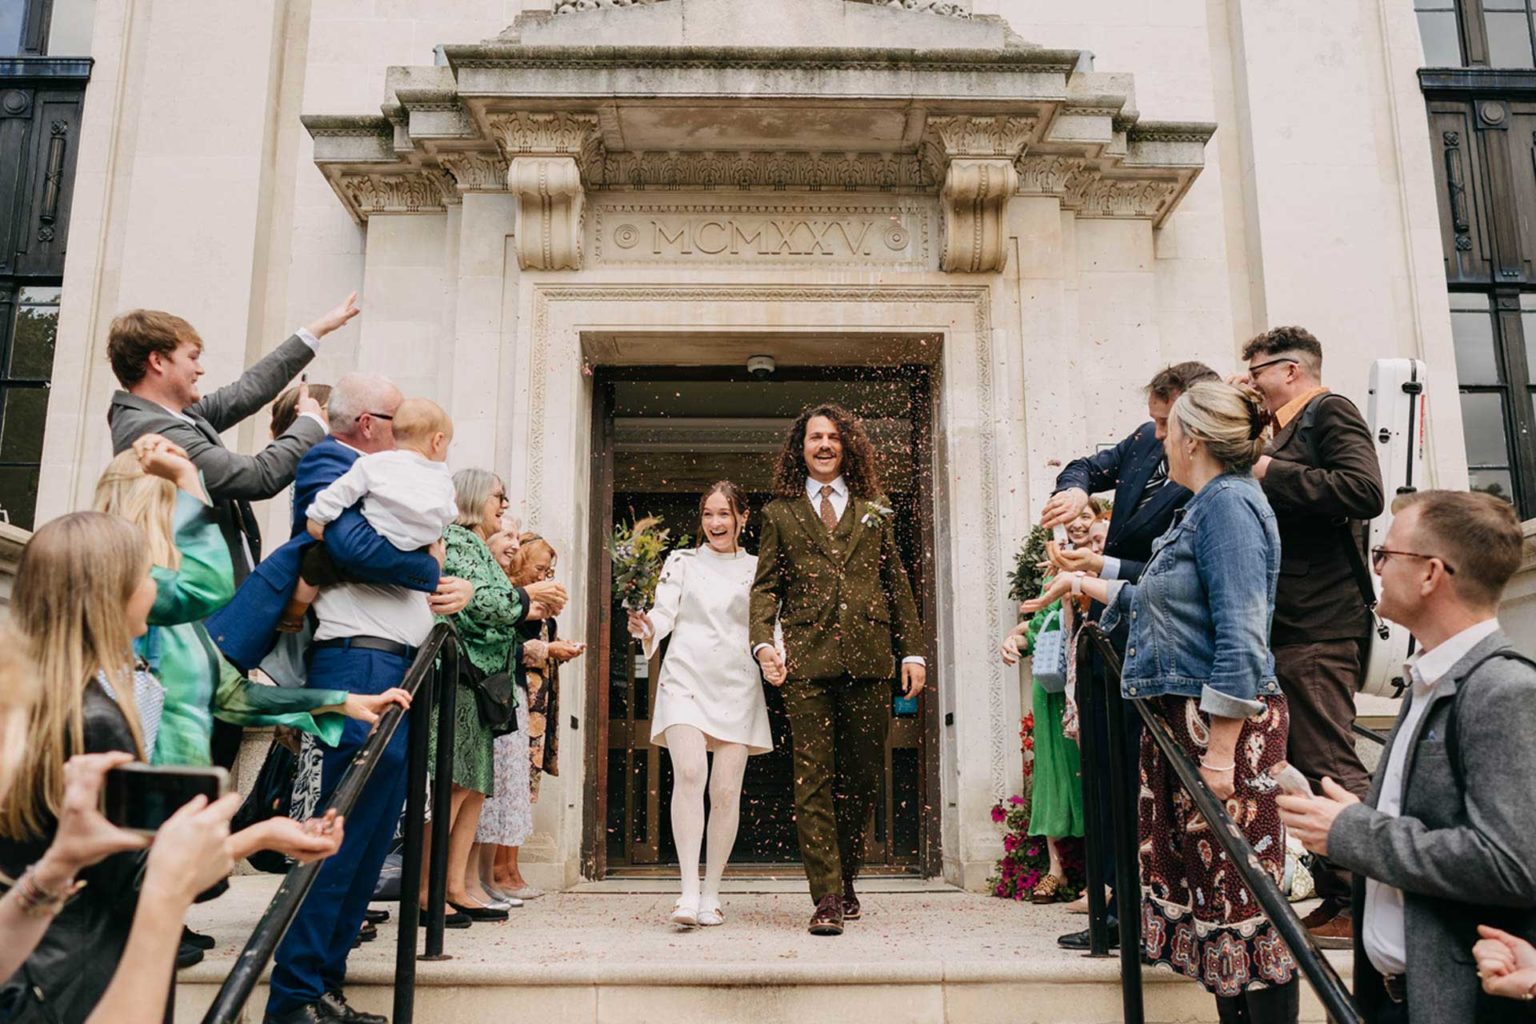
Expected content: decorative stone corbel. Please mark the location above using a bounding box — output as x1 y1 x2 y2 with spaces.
489 113 600 270
924 116 1034 272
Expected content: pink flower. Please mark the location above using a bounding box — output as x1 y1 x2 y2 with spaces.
1003 834 1020 852
991 806 1006 823
1008 795 1025 806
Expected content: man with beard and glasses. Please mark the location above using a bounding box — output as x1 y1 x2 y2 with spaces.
749 404 926 936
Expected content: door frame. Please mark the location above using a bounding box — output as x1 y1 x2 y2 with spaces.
579 361 943 880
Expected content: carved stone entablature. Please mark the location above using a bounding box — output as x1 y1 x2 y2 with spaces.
1014 155 1091 196
508 156 586 270
555 0 671 11
587 150 934 192
440 151 510 192
336 172 448 215
1075 179 1179 220
848 0 972 16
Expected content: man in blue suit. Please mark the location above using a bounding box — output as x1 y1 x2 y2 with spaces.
1040 361 1219 951
211 374 471 1024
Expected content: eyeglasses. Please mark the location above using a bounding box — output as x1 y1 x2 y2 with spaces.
363 411 394 421
1371 546 1456 575
492 491 509 505
1246 357 1299 376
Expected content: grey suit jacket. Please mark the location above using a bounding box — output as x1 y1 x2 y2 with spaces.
1328 629 1536 1023
107 333 323 580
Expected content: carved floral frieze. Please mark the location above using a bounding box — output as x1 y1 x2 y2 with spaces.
335 172 447 214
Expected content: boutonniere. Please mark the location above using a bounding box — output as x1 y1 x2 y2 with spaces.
860 501 894 529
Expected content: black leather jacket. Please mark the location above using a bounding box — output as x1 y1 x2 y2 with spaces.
0 682 153 1024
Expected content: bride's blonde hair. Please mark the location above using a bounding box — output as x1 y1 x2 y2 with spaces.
93 449 181 570
0 513 149 839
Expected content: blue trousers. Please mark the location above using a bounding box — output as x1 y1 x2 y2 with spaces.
267 645 410 1015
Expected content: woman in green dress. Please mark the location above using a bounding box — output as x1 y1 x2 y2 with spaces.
426 469 566 921
94 437 408 769
1000 501 1104 902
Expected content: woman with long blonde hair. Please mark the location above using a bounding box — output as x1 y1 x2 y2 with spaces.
0 512 346 1023
94 437 407 768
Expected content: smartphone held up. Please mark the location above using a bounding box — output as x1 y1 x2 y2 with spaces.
101 763 230 835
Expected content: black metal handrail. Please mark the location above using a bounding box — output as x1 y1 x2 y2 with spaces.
200 623 460 1024
1352 721 1389 746
1074 623 1363 1024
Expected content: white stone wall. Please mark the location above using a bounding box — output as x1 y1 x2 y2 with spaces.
37 0 1470 889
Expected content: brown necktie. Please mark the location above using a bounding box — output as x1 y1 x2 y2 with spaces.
818 485 839 532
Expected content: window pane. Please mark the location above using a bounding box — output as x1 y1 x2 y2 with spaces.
0 387 50 462
0 0 24 58
1469 468 1516 502
9 286 60 379
1417 10 1463 66
1459 392 1513 467
1525 294 1536 383
1485 11 1536 68
0 466 40 530
1451 303 1502 385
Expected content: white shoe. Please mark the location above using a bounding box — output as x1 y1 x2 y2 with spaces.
671 898 699 929
698 898 724 927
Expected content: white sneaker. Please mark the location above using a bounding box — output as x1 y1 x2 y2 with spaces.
698 898 724 927
671 899 699 929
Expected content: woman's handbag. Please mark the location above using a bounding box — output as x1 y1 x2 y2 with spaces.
1031 606 1069 694
460 658 518 736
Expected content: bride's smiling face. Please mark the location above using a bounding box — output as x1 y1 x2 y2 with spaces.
700 491 743 553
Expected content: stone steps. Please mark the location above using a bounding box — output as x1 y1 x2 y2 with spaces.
174 877 1348 1024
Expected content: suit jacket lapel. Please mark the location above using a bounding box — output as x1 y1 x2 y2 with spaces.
1268 415 1303 456
787 496 839 560
1390 631 1508 799
837 497 868 565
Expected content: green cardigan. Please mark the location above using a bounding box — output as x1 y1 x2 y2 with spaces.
440 525 529 679
141 490 349 766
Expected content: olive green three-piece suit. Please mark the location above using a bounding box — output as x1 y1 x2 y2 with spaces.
748 491 925 901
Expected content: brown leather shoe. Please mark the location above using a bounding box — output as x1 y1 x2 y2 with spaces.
808 894 844 936
1306 910 1354 950
842 880 861 921
1299 898 1345 930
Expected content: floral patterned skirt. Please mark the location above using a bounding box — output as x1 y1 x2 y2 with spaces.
1138 695 1297 997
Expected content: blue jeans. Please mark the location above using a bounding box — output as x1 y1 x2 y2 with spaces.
267 645 410 1015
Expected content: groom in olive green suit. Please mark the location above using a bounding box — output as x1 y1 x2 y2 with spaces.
750 403 927 936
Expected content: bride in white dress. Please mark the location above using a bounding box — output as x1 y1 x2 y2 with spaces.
627 481 772 930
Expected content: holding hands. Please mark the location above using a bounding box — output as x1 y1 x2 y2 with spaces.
757 646 787 687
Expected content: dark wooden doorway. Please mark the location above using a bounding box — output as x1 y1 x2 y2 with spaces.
581 365 940 879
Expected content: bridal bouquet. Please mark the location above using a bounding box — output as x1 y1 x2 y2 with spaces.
610 515 676 612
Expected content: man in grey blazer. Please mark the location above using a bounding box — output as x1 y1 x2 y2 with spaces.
106 294 359 583
1280 490 1536 1023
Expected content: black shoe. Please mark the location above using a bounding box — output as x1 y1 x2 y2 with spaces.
357 920 377 943
418 909 472 929
1058 918 1119 950
363 908 390 924
176 941 205 969
317 990 387 1024
182 925 216 950
449 900 509 922
264 1006 323 1024
841 880 861 921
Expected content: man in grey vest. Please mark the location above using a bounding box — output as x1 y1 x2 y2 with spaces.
1279 491 1536 1023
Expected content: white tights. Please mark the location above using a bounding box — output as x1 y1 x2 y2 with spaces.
666 725 749 905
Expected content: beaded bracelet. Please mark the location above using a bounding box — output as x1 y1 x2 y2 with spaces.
10 864 83 918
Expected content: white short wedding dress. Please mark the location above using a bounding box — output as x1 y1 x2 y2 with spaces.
644 546 772 755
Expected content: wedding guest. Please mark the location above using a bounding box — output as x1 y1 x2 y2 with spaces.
477 533 583 904
428 470 566 923
998 499 1103 903
1279 491 1536 1024
1026 382 1295 1022
94 438 408 768
271 383 332 440
0 513 344 1023
630 482 771 928
1041 360 1219 950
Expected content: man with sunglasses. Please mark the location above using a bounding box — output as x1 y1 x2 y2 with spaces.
1279 491 1536 1023
1237 325 1385 949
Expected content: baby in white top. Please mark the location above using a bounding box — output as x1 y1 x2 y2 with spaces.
279 397 458 631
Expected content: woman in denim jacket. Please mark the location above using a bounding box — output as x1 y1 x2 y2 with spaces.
1026 381 1295 1024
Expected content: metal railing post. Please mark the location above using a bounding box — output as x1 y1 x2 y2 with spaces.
1073 631 1112 958
1102 659 1146 1024
393 647 437 1024
423 642 457 959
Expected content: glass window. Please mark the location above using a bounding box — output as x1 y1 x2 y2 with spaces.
0 0 24 58
8 286 59 379
1485 0 1536 68
1451 293 1502 384
0 284 61 529
1524 293 1536 384
1415 1 1463 66
1460 391 1512 467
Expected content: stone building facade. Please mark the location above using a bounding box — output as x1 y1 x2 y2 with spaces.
33 0 1460 890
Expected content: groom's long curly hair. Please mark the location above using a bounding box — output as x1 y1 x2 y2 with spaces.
771 403 883 500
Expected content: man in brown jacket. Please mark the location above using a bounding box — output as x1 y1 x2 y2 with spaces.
1241 325 1385 947
750 403 926 936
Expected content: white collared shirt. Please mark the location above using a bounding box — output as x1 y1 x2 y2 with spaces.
806 475 849 522
1361 616 1502 976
